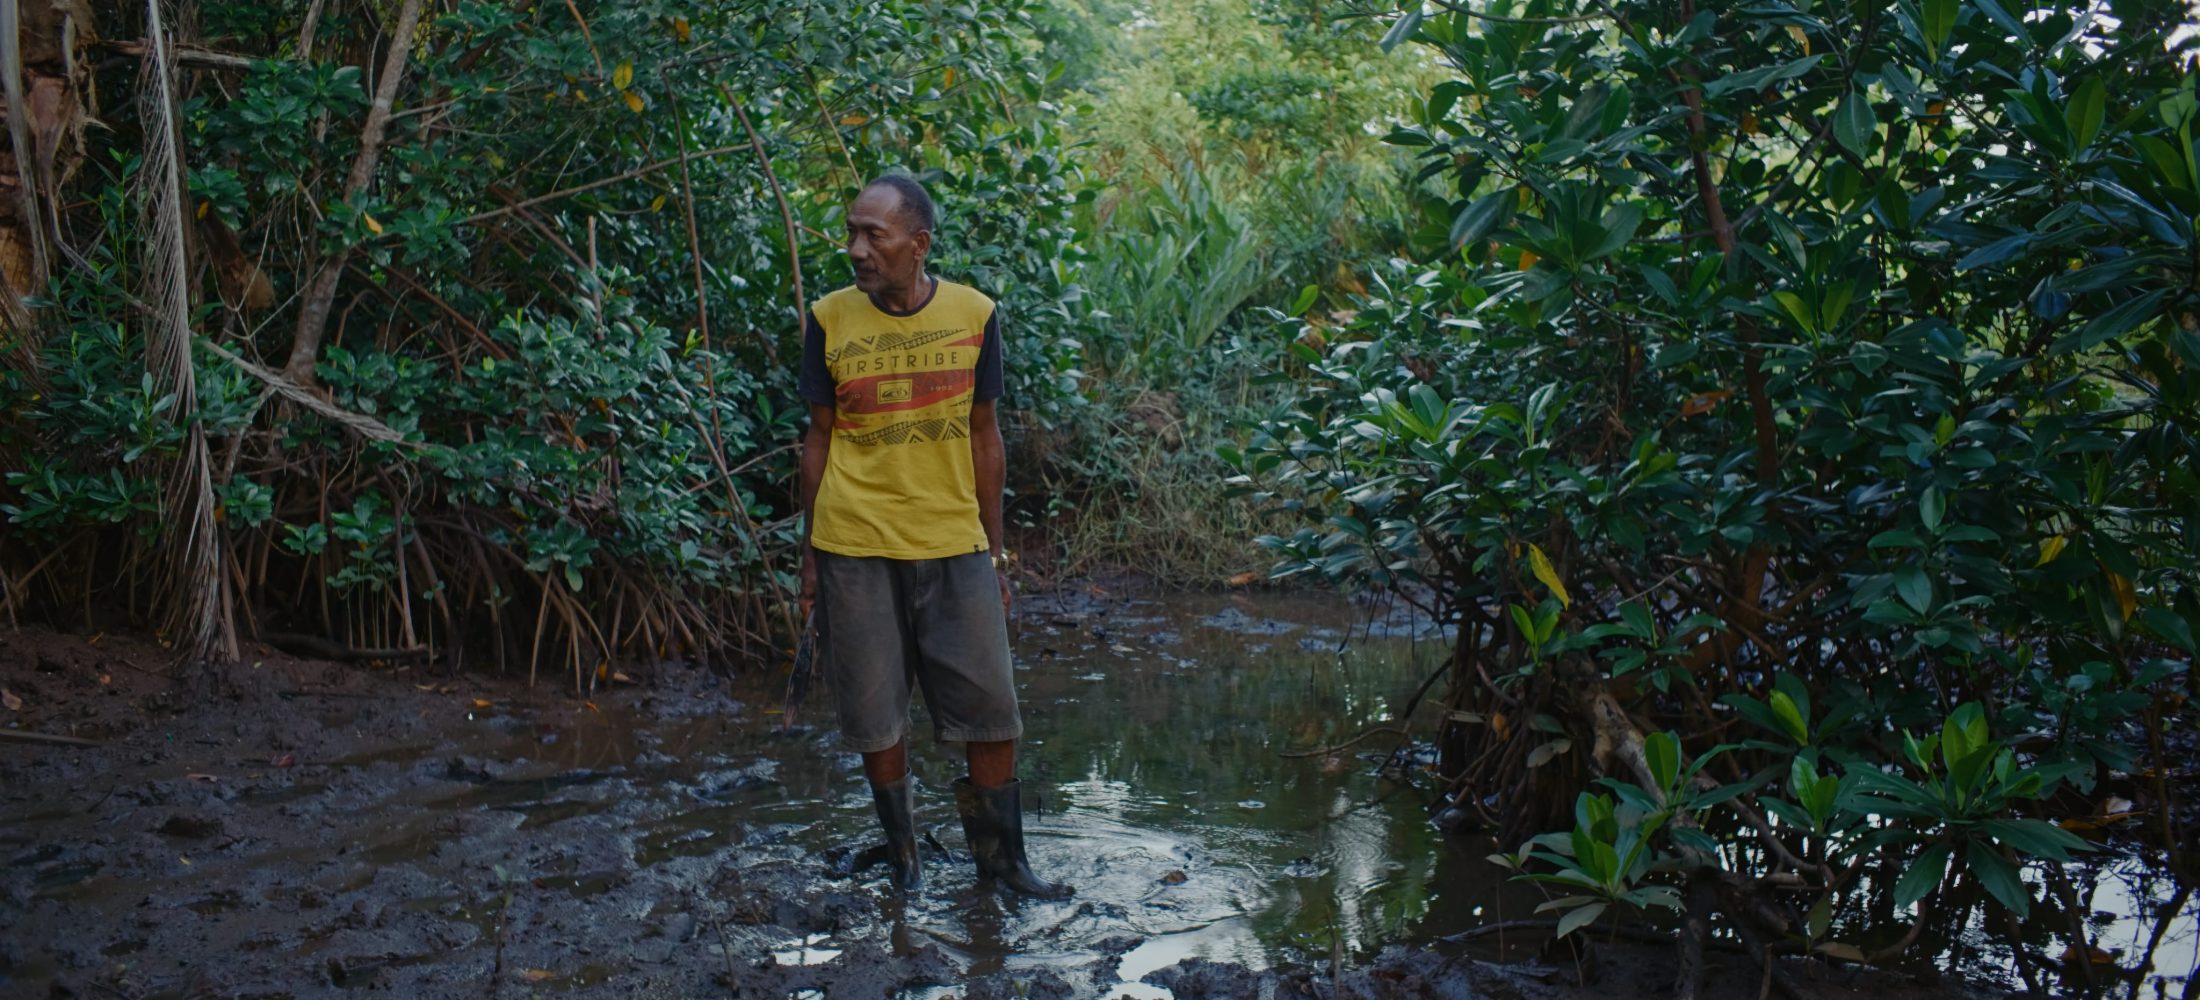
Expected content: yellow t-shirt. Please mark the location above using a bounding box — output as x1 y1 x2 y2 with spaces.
798 279 1002 560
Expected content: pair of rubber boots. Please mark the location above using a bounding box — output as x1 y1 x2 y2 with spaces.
870 776 1069 898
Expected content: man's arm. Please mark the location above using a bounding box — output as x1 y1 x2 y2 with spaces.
971 400 1006 559
799 403 833 615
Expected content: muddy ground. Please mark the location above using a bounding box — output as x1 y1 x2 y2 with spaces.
2 583 2027 999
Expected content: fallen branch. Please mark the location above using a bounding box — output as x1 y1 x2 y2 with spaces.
1281 725 1408 759
196 338 414 445
98 39 259 72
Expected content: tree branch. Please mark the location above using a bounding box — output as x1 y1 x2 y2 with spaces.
282 0 428 386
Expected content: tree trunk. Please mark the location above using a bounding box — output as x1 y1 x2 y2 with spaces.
0 0 95 351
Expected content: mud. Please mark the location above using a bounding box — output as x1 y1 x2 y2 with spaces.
0 583 2167 999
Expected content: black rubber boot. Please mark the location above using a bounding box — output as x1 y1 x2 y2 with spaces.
871 776 923 895
954 778 1072 899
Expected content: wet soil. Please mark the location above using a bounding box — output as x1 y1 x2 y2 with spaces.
0 582 2149 999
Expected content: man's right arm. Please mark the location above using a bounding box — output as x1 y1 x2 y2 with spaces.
799 403 833 617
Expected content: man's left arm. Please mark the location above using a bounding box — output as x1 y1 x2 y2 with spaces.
972 309 1009 613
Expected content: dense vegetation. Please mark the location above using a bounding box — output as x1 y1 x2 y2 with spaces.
1 0 2193 993
1231 0 2198 993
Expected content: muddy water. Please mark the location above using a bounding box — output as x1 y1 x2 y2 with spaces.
8 588 2192 999
1 589 1546 998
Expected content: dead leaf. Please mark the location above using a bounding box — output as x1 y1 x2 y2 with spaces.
839 112 871 126
1814 942 1866 962
1526 544 1570 609
1159 870 1188 885
2059 944 2117 966
522 969 556 982
362 212 383 235
672 16 690 42
610 671 634 684
272 754 297 769
1226 571 1259 587
97 674 111 686
85 632 103 646
2105 569 2138 620
623 90 645 113
0 688 20 712
583 701 601 713
471 698 494 710
1517 249 1540 271
1680 389 1734 417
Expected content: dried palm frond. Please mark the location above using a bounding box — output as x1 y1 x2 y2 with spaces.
138 0 235 671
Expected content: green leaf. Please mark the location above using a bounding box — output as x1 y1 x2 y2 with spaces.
1769 690 1810 745
1979 818 2090 862
1966 840 2031 917
1895 565 1933 614
2065 78 2106 152
2052 289 2168 355
1920 486 1945 532
2138 607 2196 653
1834 87 1875 155
1645 730 1680 792
1893 842 1952 908
1379 8 1424 53
1922 0 1958 57
1554 900 1608 938
1290 283 1319 315
1450 189 1513 251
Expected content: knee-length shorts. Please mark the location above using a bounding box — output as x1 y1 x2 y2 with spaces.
815 550 1023 753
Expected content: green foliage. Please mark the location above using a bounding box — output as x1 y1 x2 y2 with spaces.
0 0 1089 673
1232 0 2198 959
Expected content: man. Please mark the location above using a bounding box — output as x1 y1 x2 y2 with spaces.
796 174 1069 899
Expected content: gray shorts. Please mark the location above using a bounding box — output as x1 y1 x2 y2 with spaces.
815 549 1022 753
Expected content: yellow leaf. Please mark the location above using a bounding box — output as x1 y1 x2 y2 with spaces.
471 698 494 709
362 212 383 235
1516 185 1532 208
1527 543 1571 609
612 61 634 91
2105 570 2138 621
673 17 690 42
1787 24 1809 54
1740 112 1760 135
1518 249 1540 271
650 194 667 212
1491 712 1510 739
840 112 871 126
944 67 957 88
624 90 645 113
2036 535 2068 567
196 201 210 219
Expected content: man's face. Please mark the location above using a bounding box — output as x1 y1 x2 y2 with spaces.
846 186 930 297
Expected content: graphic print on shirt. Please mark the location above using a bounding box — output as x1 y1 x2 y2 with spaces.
830 328 985 445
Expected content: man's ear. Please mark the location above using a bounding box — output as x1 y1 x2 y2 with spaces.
912 227 932 261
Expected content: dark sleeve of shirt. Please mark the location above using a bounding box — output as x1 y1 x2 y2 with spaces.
974 309 1004 404
798 312 834 406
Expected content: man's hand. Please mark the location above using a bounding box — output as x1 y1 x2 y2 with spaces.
996 567 1014 617
800 548 819 621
